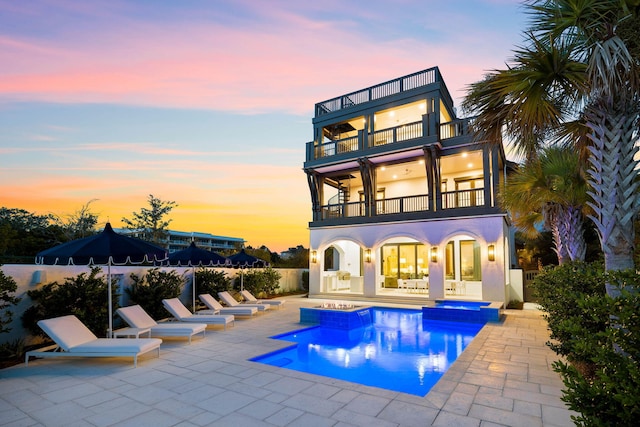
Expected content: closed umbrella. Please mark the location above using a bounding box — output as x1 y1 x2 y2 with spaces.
36 223 167 337
228 249 268 291
166 242 229 313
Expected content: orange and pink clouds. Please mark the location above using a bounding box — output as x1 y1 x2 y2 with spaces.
0 0 526 252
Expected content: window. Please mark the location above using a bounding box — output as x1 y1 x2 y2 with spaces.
381 243 428 280
455 177 484 207
445 239 482 281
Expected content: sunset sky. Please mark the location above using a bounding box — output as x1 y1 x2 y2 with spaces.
0 0 526 253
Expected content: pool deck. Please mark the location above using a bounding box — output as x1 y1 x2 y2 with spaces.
0 296 577 426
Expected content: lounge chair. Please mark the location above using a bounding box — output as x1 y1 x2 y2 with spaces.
25 315 162 367
116 305 206 344
239 290 285 309
162 298 235 329
218 291 271 312
199 294 258 316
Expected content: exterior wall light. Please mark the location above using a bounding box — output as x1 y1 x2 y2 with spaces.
364 248 372 263
488 244 495 262
430 247 438 263
311 250 318 264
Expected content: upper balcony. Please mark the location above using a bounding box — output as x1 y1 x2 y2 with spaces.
314 67 453 118
305 117 474 165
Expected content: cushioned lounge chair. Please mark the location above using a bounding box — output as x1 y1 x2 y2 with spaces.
162 298 234 329
25 315 162 367
218 291 270 312
239 290 285 309
199 294 258 316
117 305 206 344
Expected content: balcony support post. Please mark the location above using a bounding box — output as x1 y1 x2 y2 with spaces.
358 158 375 217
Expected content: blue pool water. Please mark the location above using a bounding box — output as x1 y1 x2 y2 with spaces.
435 301 489 310
250 307 484 396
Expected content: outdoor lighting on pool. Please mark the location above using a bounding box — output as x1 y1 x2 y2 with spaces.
430 246 438 262
364 248 372 262
311 250 317 263
487 244 495 262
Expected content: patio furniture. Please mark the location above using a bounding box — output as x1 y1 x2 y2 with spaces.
25 315 162 367
116 305 206 344
218 291 270 311
199 294 258 316
162 298 235 329
239 290 285 309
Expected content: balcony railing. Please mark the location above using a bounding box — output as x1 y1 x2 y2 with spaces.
315 67 451 116
442 188 484 208
376 194 429 214
307 117 474 161
317 190 486 222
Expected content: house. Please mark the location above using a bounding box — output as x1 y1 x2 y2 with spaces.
304 67 517 303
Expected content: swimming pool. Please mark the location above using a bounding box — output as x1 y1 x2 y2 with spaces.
250 307 484 396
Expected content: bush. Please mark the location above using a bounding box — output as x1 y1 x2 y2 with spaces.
301 270 309 291
530 261 606 360
126 268 184 320
23 267 115 338
532 262 640 426
0 267 21 334
233 267 281 297
194 269 231 301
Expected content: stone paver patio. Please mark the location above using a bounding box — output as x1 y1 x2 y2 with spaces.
0 296 576 426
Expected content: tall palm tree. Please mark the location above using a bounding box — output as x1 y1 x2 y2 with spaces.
463 0 640 297
501 146 588 264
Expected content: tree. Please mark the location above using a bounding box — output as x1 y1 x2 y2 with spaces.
0 207 64 263
0 268 21 334
61 199 99 240
121 195 177 246
501 146 589 264
463 1 640 296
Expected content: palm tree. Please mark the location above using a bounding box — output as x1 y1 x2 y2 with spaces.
463 1 640 297
501 146 588 264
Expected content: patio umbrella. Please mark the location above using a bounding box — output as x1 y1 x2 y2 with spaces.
227 249 268 291
35 223 167 337
166 242 229 313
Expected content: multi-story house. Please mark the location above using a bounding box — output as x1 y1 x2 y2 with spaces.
304 67 516 303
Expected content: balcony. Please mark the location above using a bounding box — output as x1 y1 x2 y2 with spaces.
314 67 452 117
317 189 488 224
306 117 473 163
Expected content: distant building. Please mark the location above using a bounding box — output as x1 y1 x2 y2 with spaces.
114 228 244 253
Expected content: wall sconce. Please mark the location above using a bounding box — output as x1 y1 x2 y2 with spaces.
430 247 438 263
364 248 372 263
311 250 317 264
488 244 495 262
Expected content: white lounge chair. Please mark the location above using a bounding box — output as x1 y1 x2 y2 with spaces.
199 294 258 316
26 315 162 367
117 305 206 344
218 291 270 312
239 290 285 309
162 298 235 329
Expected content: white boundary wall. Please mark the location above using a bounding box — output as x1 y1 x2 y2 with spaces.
0 264 307 345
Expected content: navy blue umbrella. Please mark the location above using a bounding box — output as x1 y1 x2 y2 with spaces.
36 223 167 337
228 249 269 291
166 242 229 312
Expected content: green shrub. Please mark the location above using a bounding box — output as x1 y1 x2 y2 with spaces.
532 263 640 426
555 284 640 426
301 270 309 291
194 269 231 300
506 299 523 309
23 267 115 337
0 267 21 334
529 261 606 360
233 267 281 297
126 268 184 320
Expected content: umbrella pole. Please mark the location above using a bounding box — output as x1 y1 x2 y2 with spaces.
108 262 113 338
192 267 196 314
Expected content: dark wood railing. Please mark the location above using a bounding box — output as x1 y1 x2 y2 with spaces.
315 67 449 116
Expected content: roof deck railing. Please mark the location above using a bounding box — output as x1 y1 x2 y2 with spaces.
315 67 452 117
